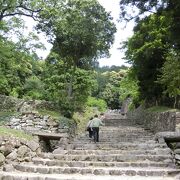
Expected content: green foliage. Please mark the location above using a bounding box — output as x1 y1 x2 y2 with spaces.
98 70 126 109
157 50 180 107
38 0 116 68
119 70 140 108
57 116 75 129
120 0 180 108
0 0 52 21
36 0 116 115
37 109 75 129
0 0 117 116
43 53 97 116
101 83 120 109
96 65 128 73
0 39 31 96
73 106 99 134
86 97 107 112
123 14 171 105
23 76 45 100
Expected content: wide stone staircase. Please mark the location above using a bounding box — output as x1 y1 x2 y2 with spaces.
1 113 180 179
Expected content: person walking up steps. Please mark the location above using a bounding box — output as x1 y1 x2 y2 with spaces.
91 114 105 143
86 117 93 138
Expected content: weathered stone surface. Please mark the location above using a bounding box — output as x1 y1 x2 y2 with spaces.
0 153 5 165
174 149 180 154
17 145 30 157
53 147 65 154
26 141 40 152
127 106 176 133
6 150 17 160
0 144 14 156
175 154 180 160
3 164 14 172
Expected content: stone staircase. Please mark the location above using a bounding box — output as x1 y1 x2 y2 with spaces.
0 113 180 179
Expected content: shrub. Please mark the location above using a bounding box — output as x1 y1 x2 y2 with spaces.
86 97 107 112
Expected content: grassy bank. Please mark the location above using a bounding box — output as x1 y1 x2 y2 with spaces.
147 106 178 113
73 106 100 134
0 126 33 140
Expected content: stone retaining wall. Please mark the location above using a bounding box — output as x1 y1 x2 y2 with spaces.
6 112 61 133
0 95 58 112
6 112 76 138
127 106 176 133
0 135 40 170
0 95 76 136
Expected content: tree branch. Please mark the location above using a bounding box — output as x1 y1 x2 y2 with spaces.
0 3 42 21
2 12 39 21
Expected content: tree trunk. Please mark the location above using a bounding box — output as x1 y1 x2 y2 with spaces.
67 64 76 99
174 96 177 108
67 76 73 99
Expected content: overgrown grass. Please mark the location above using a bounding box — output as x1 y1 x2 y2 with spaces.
147 106 178 113
38 109 75 128
73 106 100 134
37 109 60 119
0 126 33 140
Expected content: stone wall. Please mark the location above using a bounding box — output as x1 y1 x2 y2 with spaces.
0 95 58 112
4 111 76 152
6 112 76 137
6 112 60 133
0 95 77 136
127 106 176 133
0 135 40 170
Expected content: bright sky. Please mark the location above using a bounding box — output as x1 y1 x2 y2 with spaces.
97 0 134 67
27 0 134 67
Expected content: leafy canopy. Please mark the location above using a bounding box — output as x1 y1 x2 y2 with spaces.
37 0 117 68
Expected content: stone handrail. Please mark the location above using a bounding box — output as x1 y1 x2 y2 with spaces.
33 132 69 140
155 132 180 143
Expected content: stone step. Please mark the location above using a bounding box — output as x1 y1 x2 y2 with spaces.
70 142 167 150
40 154 172 162
50 148 171 156
104 123 134 126
14 163 180 177
77 135 153 139
0 172 176 180
99 128 151 132
32 158 173 168
74 137 153 143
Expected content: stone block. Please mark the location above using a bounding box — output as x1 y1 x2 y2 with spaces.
0 153 5 165
2 164 14 172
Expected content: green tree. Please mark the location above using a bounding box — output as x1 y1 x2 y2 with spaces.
86 97 107 112
119 0 180 52
37 0 116 113
0 38 32 96
0 0 58 21
43 53 96 116
157 50 180 108
120 0 180 108
23 76 45 100
119 70 140 109
99 70 126 109
123 14 171 105
38 0 116 65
